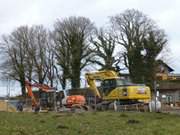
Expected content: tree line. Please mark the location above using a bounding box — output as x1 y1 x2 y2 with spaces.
0 9 168 96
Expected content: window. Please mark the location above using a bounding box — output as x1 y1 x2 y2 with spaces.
101 79 116 96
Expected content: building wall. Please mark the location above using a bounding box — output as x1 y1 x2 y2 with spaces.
159 89 180 105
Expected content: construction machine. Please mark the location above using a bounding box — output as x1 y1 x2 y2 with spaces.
85 70 151 110
25 81 55 111
25 81 86 112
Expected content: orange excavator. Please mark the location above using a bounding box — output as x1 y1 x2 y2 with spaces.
25 81 55 111
25 81 87 111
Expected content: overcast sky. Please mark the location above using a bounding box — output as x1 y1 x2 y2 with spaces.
0 0 180 72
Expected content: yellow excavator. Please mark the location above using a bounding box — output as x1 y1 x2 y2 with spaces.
85 70 151 110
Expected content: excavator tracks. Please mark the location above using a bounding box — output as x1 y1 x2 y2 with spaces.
94 101 149 112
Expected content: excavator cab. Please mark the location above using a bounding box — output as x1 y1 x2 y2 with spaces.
100 78 132 96
85 70 151 104
40 91 55 110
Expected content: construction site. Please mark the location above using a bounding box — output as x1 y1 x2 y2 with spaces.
0 70 180 135
1 61 180 113
0 0 180 134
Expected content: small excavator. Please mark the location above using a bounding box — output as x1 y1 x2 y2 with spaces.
25 81 86 112
85 70 151 110
25 81 55 111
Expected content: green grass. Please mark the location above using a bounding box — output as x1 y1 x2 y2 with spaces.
0 111 180 135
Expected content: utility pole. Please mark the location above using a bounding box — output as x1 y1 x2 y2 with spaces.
154 80 157 112
53 90 57 112
94 95 97 111
6 78 10 112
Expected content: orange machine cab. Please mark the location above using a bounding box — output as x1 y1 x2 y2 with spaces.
66 95 86 107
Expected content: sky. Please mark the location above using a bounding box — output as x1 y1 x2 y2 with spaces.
0 0 179 96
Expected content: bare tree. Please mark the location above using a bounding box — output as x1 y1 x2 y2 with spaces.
0 25 55 96
45 37 57 88
90 28 122 71
28 25 49 85
0 26 33 96
52 25 71 89
53 16 95 89
110 9 168 85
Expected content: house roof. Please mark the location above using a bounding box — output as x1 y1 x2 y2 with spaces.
157 60 174 73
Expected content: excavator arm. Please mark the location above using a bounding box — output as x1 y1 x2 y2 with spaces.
25 83 37 106
85 70 119 98
25 81 54 107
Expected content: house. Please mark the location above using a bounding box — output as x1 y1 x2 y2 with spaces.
156 60 180 106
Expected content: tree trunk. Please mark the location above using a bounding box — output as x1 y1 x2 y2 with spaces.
61 77 66 90
20 81 26 98
71 68 80 88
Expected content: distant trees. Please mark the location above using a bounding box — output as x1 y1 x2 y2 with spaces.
0 10 169 96
90 28 121 70
0 25 54 96
1 26 33 96
28 25 49 85
142 31 167 87
52 16 95 88
110 9 167 86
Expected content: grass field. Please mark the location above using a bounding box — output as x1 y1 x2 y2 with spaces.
0 111 180 135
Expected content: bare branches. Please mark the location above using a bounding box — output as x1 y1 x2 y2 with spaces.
110 9 168 86
52 16 95 88
0 12 169 94
0 26 31 96
90 28 122 70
